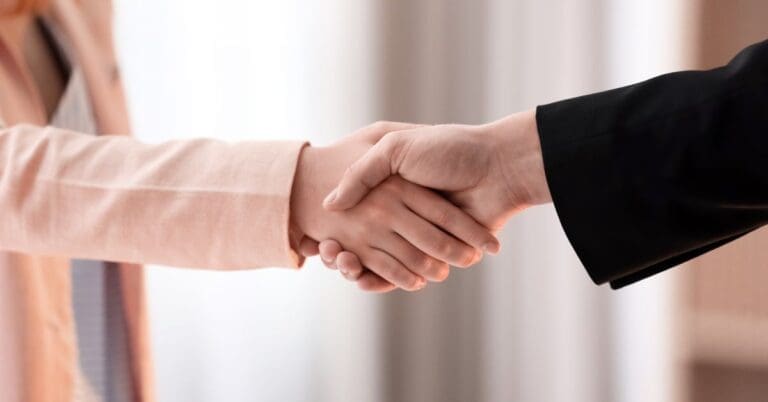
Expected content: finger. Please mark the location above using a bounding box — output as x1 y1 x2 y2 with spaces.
320 257 336 270
337 251 364 280
403 185 501 254
357 270 397 293
382 232 450 283
323 135 403 211
393 207 482 268
298 236 320 257
319 240 343 270
361 248 426 291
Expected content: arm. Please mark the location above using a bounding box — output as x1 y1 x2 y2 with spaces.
292 123 499 290
0 123 496 291
536 39 768 287
323 39 768 289
318 114 545 290
0 124 306 268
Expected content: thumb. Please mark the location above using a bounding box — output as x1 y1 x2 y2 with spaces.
323 137 400 210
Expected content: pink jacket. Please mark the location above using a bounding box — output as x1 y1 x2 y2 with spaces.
0 1 306 401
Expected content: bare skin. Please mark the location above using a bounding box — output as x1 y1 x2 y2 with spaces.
315 110 552 291
2 15 501 292
291 122 500 291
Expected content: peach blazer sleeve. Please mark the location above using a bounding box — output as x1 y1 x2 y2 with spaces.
0 124 308 269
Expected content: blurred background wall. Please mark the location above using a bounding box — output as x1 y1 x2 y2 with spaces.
111 1 766 401
682 1 768 401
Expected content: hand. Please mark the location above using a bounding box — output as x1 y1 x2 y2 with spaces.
299 235 396 293
324 110 551 231
317 111 552 290
291 122 500 291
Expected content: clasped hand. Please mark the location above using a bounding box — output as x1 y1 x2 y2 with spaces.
292 111 549 292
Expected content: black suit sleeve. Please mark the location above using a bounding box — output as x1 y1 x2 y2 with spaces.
536 39 768 289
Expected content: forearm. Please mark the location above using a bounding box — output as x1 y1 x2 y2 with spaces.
535 39 768 287
0 124 306 268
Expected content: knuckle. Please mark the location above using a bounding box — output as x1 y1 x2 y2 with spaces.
429 238 452 258
382 134 407 165
455 248 479 268
418 253 436 272
439 241 457 260
380 129 401 144
372 121 404 137
433 208 452 227
372 120 392 131
393 268 412 284
471 231 491 247
409 253 434 276
396 271 420 290
421 258 449 282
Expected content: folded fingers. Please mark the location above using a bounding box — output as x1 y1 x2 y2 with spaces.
319 239 343 269
380 232 449 282
356 270 397 293
336 251 364 280
403 185 500 254
392 209 480 268
360 248 425 292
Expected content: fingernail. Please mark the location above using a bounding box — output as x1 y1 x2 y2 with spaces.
323 189 338 207
483 242 500 255
340 268 349 276
416 278 427 290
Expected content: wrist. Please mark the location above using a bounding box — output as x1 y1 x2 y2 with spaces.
483 109 552 210
290 145 323 238
290 141 371 238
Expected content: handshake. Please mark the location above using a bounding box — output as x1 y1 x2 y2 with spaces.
291 109 551 292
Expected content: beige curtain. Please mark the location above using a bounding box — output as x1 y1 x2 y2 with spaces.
372 2 610 402
371 1 689 402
